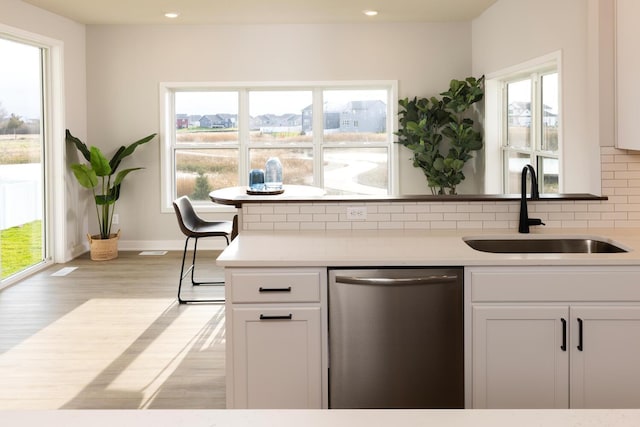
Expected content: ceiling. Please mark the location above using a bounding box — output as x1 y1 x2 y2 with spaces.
22 0 497 25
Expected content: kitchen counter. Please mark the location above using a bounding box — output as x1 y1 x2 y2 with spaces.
216 228 640 267
7 409 640 426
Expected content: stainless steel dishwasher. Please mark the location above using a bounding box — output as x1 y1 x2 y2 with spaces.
328 267 464 409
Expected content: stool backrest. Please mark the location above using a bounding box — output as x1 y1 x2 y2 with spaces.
173 196 199 237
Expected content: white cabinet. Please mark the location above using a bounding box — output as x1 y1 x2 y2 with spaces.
225 268 326 409
570 306 640 408
472 305 569 408
616 0 640 150
468 266 640 409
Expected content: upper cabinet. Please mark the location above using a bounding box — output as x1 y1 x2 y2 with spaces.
616 0 640 150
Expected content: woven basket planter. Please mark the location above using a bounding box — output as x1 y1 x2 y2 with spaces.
87 230 120 261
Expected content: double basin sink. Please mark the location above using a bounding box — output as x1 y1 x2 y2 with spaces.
463 236 628 254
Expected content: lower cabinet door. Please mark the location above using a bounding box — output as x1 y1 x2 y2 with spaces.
570 306 640 408
231 306 322 408
472 305 569 408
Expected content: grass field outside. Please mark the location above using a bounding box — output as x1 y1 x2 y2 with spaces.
1 135 43 279
1 220 43 279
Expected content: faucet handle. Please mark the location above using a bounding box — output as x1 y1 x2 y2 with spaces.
528 218 545 227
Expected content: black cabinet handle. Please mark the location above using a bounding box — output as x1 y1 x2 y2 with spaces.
577 318 584 351
259 314 293 320
561 318 567 351
259 286 292 293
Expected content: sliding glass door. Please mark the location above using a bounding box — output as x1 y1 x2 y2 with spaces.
0 37 46 281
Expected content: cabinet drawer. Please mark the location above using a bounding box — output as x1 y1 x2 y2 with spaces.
229 269 322 303
468 266 640 302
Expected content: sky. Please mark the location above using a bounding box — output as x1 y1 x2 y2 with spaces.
175 89 387 116
0 38 42 120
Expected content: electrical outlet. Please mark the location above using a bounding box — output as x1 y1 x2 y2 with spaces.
112 214 119 225
346 206 367 220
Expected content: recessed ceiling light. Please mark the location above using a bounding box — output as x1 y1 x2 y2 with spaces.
164 12 180 19
363 10 378 17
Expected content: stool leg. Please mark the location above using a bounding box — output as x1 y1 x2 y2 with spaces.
177 236 191 304
177 234 227 304
191 237 199 286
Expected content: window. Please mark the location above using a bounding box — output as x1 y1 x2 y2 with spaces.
0 26 63 285
160 82 396 210
483 52 561 195
501 68 560 194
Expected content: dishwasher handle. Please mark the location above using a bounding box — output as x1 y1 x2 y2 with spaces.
334 274 459 286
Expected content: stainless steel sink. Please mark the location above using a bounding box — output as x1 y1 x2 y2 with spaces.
463 237 628 254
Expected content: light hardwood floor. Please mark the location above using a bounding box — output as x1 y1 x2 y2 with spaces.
0 250 226 410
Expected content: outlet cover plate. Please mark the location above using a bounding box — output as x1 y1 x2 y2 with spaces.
346 206 367 220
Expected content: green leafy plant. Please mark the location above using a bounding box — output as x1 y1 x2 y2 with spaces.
66 129 157 239
396 76 484 195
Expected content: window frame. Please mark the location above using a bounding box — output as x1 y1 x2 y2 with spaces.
0 24 65 286
483 51 562 195
159 81 398 212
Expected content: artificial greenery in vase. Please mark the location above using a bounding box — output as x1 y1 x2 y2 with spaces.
396 76 484 195
66 129 157 240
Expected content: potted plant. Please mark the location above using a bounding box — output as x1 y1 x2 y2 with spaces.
66 129 157 260
396 76 484 195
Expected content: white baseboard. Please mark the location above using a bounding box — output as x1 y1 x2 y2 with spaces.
118 239 229 251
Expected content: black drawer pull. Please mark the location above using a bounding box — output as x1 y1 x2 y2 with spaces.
561 318 567 351
259 286 292 293
259 314 293 320
577 318 584 351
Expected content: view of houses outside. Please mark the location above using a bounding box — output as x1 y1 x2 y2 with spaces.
173 89 389 199
0 37 44 280
505 74 559 193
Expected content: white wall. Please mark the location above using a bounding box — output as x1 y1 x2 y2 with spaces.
85 23 472 245
1 0 87 261
471 0 605 195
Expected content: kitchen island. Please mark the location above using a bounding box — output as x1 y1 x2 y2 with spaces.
217 227 640 409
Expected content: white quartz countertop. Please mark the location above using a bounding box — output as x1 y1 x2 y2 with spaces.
216 228 640 267
7 409 640 426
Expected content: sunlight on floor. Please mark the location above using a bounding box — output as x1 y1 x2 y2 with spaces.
0 298 225 409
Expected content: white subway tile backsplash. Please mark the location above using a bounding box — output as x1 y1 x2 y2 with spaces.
313 213 340 222
469 212 496 221
261 214 287 222
326 222 353 230
562 220 588 228
430 204 458 213
458 221 484 229
602 212 629 220
287 214 313 222
274 205 301 214
548 212 575 221
300 205 326 214
482 204 509 213
300 222 326 231
405 222 431 230
444 213 470 221
352 222 379 230
483 220 510 229
391 213 418 222
456 204 484 213
417 213 444 222
377 204 405 214
246 205 274 215
403 204 430 213
274 222 300 231
602 179 629 188
431 221 458 229
588 220 616 228
378 222 405 230
616 220 640 228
